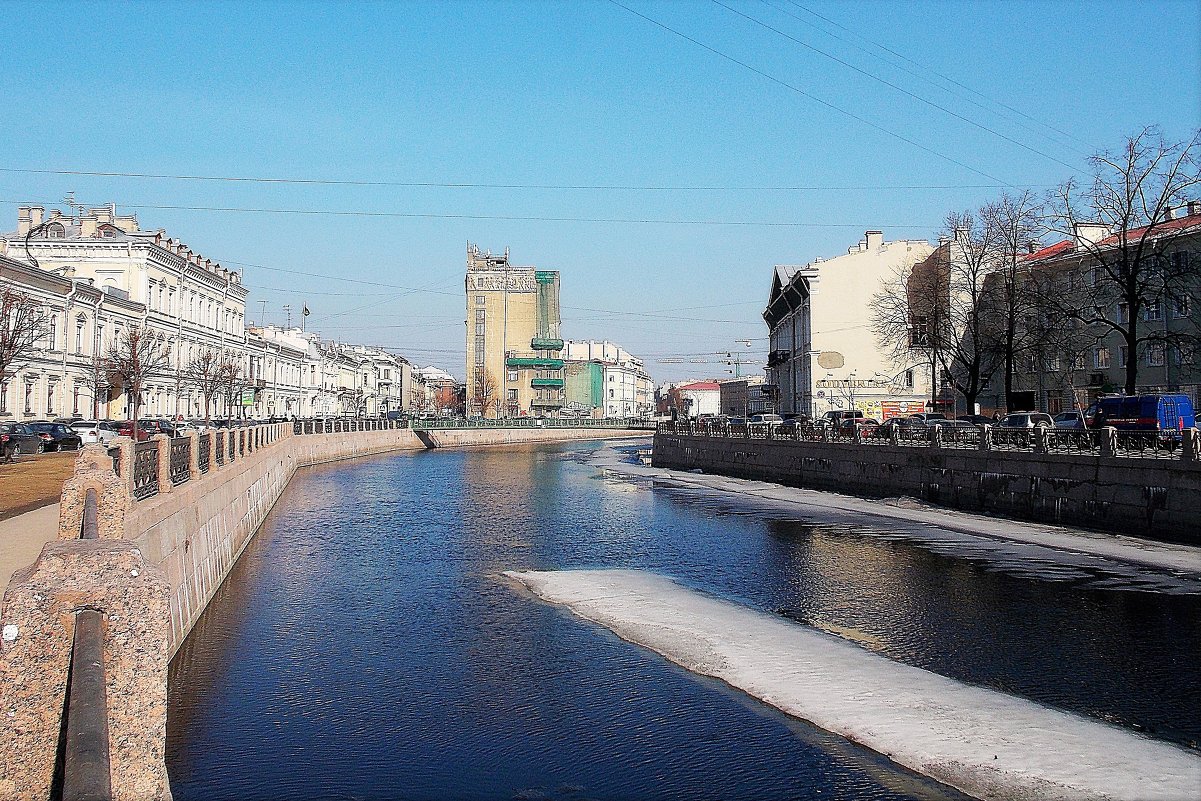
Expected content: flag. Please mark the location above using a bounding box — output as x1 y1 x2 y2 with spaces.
303 304 310 317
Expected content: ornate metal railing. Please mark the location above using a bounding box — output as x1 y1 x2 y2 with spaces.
989 429 1032 451
169 437 191 486
1045 430 1097 454
215 431 225 466
238 430 245 457
132 441 159 501
198 433 211 473
940 426 982 449
1114 431 1182 459
228 430 235 462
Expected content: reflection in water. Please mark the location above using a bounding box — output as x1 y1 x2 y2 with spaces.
168 442 1200 800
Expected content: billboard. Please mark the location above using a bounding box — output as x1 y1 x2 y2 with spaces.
240 388 257 406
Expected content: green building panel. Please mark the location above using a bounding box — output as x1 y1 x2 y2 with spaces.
565 361 603 412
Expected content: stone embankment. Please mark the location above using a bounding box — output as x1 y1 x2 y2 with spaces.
653 425 1201 543
0 421 648 800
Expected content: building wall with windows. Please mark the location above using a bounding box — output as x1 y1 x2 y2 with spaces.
0 255 147 421
465 243 564 417
764 230 935 418
563 340 654 417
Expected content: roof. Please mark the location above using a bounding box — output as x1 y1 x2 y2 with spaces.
678 381 720 391
1023 211 1201 264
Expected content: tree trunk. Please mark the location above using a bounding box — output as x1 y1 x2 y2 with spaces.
1125 317 1139 396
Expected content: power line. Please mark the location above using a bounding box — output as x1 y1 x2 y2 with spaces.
607 0 1013 185
0 196 936 229
784 0 1092 149
0 166 1037 193
714 0 1079 170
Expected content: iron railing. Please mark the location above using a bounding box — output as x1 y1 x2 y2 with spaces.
169 438 191 486
132 441 159 501
215 431 225 466
198 434 211 473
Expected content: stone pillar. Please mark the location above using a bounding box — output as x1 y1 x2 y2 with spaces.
57 445 131 540
930 424 944 449
1099 426 1117 458
1033 425 1049 455
978 424 992 451
188 430 201 477
1183 428 1199 462
153 434 172 494
0 540 171 800
209 427 219 470
889 426 901 447
111 435 135 496
853 424 864 445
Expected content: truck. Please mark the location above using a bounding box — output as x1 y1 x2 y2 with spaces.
1089 394 1196 441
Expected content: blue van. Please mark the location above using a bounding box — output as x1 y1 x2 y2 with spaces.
1090 394 1196 439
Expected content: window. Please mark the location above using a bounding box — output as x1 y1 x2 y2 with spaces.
46 223 65 238
73 385 81 415
1171 345 1186 366
96 323 105 352
903 369 914 388
475 309 486 322
1047 357 1061 372
75 317 85 353
1144 299 1162 321
47 314 57 350
1117 303 1129 324
1094 347 1110 369
1119 346 1129 368
1173 294 1191 318
1024 355 1036 373
46 381 56 414
508 371 518 381
25 382 34 413
609 389 615 399
1146 343 1165 366
474 323 485 336
0 381 7 414
476 296 485 306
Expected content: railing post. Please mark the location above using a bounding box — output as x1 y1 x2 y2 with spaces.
188 430 201 479
889 425 901 447
978 424 992 451
153 434 172 494
1182 428 1198 461
930 425 944 449
1099 426 1117 458
1033 426 1049 455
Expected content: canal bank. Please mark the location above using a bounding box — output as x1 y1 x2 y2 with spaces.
0 425 649 801
165 441 1201 801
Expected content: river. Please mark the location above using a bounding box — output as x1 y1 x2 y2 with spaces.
166 441 1201 800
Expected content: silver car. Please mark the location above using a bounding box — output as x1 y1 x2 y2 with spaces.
998 412 1055 429
70 420 121 445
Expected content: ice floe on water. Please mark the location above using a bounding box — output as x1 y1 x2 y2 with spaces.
589 447 1201 594
506 568 1201 801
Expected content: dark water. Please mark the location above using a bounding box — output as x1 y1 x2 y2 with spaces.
167 442 1201 800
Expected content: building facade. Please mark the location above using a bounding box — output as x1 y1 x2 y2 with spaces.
765 230 936 419
464 243 564 417
562 339 654 418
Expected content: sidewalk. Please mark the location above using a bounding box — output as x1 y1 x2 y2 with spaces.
0 504 60 589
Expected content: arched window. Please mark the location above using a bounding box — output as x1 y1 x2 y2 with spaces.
75 315 87 354
46 223 65 238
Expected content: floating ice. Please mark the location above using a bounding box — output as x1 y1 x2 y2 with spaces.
506 568 1201 801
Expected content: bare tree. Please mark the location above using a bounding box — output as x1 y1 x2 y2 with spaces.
435 384 460 416
979 191 1046 409
182 348 225 427
106 324 170 428
410 383 430 416
1045 126 1201 395
216 357 248 423
872 250 952 409
0 279 49 392
82 354 113 420
470 368 499 418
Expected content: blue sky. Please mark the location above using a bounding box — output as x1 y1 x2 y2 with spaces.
1 0 1198 381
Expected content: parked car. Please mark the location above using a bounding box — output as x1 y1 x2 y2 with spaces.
928 418 979 430
998 412 1055 429
1052 411 1090 430
876 416 927 436
1090 394 1196 438
837 417 879 434
116 420 152 442
777 416 813 435
957 414 994 425
749 414 784 426
908 412 947 423
70 420 122 445
26 421 83 451
1 422 43 460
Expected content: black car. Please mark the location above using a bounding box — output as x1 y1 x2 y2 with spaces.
26 421 83 452
1 422 44 460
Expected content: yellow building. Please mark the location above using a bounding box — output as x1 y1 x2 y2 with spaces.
465 243 564 417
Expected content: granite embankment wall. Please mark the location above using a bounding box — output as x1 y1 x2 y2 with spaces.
653 432 1201 544
134 425 649 654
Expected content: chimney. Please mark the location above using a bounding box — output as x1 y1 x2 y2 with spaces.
938 234 951 247
29 206 44 227
1164 206 1175 222
1072 222 1110 249
1188 200 1201 217
17 206 31 236
864 230 884 250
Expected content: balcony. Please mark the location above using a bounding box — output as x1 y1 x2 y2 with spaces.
531 377 565 388
253 378 266 388
506 356 564 369
530 397 564 408
531 337 564 351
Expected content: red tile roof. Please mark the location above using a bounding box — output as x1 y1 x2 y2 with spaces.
679 381 721 391
1022 211 1201 264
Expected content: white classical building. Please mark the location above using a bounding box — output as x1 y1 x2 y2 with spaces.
1 204 432 423
764 230 936 419
563 339 654 417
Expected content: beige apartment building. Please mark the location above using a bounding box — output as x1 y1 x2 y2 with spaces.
465 243 564 417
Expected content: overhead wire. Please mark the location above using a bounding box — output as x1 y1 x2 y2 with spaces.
713 0 1079 170
607 0 1015 186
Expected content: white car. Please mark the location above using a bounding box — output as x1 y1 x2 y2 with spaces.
70 420 121 445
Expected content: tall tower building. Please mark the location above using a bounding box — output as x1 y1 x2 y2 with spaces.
465 243 564 417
